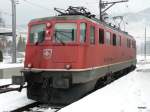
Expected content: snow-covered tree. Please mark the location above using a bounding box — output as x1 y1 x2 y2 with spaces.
17 36 26 52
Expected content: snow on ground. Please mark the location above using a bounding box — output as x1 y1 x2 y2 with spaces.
0 79 35 111
137 55 150 63
0 89 35 112
60 61 150 112
0 79 55 112
3 52 25 64
0 79 12 85
0 63 23 69
0 53 24 69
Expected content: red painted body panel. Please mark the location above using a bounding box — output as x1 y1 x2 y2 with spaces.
24 16 136 70
52 46 78 63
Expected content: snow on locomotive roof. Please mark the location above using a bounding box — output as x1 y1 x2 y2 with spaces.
30 15 134 39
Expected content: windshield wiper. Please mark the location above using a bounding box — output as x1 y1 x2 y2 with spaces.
56 36 66 45
55 31 69 45
35 42 39 46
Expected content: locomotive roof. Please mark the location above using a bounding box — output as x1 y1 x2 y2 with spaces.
30 15 134 39
30 15 89 22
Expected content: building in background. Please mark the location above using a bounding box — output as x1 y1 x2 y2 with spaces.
0 12 5 27
136 37 150 56
0 11 6 52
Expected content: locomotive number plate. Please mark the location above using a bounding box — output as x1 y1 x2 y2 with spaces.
43 49 53 59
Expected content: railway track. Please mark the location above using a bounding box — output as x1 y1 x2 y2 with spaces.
0 84 60 112
0 84 26 94
11 102 61 112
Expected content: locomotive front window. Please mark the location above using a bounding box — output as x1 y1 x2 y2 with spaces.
30 24 46 44
54 23 77 43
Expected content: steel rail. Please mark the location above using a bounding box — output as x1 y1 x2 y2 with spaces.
11 102 60 112
0 84 27 94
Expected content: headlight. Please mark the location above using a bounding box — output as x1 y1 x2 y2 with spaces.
65 64 72 69
46 30 50 35
46 22 52 28
27 63 32 68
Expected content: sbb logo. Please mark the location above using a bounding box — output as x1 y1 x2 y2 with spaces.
43 49 52 59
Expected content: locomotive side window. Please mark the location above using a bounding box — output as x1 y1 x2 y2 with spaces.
134 41 136 48
80 23 86 43
127 39 131 48
129 39 131 48
106 32 111 45
90 26 95 44
112 34 116 46
99 29 104 44
124 38 127 47
119 36 121 46
127 39 129 48
132 40 136 48
30 24 46 43
116 35 121 46
54 23 77 43
126 39 129 48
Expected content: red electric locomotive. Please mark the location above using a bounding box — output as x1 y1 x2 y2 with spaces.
18 6 136 106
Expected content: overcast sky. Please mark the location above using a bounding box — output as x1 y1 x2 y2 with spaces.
0 0 150 27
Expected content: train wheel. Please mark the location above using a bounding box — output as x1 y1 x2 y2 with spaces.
105 73 113 85
95 77 105 89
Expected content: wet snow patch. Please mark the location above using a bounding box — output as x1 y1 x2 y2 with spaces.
137 69 150 72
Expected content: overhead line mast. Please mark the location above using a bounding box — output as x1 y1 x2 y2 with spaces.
11 0 17 63
99 0 128 21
